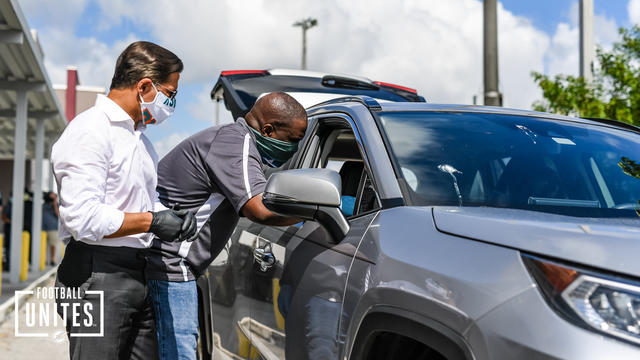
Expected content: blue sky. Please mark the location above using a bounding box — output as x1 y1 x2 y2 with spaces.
16 0 638 156
502 0 628 33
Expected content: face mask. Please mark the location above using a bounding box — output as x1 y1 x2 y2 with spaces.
140 83 176 125
249 127 299 168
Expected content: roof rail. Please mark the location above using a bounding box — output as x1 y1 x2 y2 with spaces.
311 95 382 110
581 117 640 134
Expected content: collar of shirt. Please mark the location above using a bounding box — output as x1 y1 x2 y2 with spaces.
236 117 255 140
95 94 146 132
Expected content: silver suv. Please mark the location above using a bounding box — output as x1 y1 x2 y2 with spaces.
196 70 640 360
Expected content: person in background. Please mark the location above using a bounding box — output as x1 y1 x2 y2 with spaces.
22 189 33 237
1 193 11 270
0 191 3 270
42 191 59 265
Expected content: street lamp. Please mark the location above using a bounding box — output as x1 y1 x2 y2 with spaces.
293 17 318 70
483 0 502 106
579 0 594 82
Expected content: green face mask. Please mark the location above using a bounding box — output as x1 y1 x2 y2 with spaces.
250 127 299 168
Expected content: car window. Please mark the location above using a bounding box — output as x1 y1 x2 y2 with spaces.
356 172 381 215
299 118 381 218
380 111 640 218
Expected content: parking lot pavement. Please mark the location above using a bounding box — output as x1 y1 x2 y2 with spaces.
0 265 57 305
1 276 234 360
0 277 69 359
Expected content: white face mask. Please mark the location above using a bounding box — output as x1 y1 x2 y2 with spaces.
139 82 176 125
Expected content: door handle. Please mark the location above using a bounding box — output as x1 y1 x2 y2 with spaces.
253 242 275 272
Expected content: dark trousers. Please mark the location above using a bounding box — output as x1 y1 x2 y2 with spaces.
55 241 159 360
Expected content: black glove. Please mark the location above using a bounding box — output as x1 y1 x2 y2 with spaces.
177 210 198 242
149 209 186 242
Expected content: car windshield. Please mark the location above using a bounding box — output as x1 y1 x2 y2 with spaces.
380 111 640 218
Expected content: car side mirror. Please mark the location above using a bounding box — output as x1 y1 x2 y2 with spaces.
262 168 350 241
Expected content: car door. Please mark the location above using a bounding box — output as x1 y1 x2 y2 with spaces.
206 216 266 359
203 114 318 360
245 114 383 360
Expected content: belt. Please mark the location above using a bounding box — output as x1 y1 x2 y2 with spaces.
67 240 147 269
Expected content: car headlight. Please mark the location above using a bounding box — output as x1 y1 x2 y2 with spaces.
523 255 640 346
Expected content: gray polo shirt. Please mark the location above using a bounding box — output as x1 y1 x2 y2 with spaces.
145 118 266 281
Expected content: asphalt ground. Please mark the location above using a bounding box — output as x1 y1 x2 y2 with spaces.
0 277 69 359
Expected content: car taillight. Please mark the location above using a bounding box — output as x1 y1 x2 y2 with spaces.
524 255 640 346
373 81 417 94
220 70 269 76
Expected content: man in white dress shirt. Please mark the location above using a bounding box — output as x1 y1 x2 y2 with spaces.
51 41 196 360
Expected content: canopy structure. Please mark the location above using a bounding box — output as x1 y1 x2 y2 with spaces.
0 0 66 283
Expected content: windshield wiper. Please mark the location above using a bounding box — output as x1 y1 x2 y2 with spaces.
527 197 600 208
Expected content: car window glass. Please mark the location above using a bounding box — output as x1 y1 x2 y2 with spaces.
299 118 381 217
321 129 380 217
380 111 640 218
356 172 381 215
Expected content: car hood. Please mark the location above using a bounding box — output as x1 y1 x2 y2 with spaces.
432 206 640 277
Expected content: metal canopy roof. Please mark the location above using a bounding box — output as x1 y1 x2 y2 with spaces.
0 0 66 159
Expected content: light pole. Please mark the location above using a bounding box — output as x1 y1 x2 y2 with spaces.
293 17 318 70
579 0 594 82
483 0 502 106
215 98 220 126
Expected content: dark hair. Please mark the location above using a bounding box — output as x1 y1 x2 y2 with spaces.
109 41 183 90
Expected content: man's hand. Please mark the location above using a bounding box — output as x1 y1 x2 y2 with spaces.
242 194 301 226
149 209 194 242
176 210 198 242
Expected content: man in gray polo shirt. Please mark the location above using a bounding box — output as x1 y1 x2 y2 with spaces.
145 92 307 359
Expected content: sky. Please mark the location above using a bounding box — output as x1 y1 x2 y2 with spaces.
15 0 640 157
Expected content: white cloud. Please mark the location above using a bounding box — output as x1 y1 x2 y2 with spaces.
153 132 190 159
630 0 640 25
547 23 579 76
18 0 87 31
497 3 549 108
545 3 619 78
42 30 136 86
595 11 620 48
187 85 234 125
17 0 134 87
84 0 551 110
18 0 626 123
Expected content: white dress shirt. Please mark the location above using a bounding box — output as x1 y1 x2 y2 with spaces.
51 94 159 248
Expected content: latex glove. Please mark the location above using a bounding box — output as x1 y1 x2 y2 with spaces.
177 210 198 242
149 209 186 242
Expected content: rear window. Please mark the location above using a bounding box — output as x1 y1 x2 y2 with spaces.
220 75 421 117
380 111 640 218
